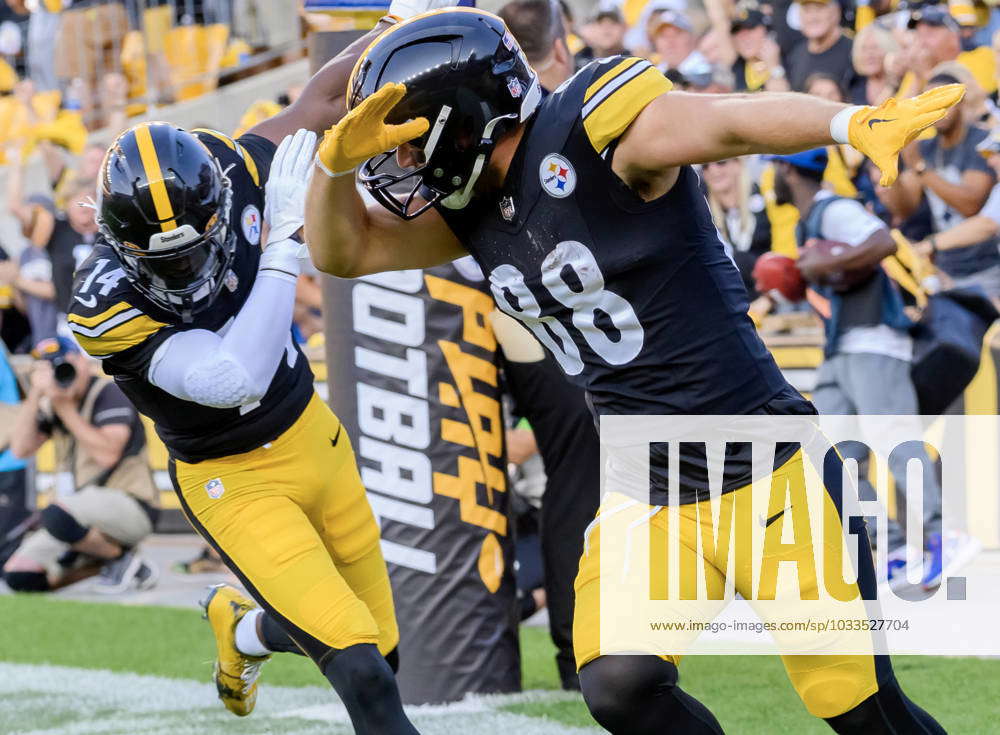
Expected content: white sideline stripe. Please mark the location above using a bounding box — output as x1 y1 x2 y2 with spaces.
0 663 601 735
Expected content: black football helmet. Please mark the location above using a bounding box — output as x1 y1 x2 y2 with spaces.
349 8 542 219
97 122 236 321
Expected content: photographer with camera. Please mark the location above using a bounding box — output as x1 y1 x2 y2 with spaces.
1 337 159 594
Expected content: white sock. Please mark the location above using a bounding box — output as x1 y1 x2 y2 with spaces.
233 608 271 657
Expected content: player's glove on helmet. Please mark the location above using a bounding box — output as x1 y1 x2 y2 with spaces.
325 8 542 219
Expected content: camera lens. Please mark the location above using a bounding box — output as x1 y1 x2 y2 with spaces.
53 359 77 388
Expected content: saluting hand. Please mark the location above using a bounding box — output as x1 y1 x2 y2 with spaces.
315 83 429 177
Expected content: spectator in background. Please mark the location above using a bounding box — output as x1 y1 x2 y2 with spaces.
11 200 59 344
717 6 790 92
4 0 60 91
54 1 129 128
2 337 159 594
575 6 629 66
498 0 574 92
648 8 710 78
47 176 98 317
851 22 897 105
3 147 58 343
803 69 846 101
910 5 996 94
891 72 1000 296
703 157 771 297
0 342 28 565
913 130 1000 304
785 0 855 92
800 72 869 201
775 148 950 590
49 142 105 211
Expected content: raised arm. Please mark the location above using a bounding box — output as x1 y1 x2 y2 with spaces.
615 85 965 193
247 23 394 145
304 83 466 278
249 0 471 144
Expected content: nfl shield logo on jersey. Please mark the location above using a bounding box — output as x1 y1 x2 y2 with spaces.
205 478 225 499
539 154 576 198
507 76 523 99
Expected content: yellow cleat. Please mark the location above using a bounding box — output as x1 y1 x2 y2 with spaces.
199 583 270 717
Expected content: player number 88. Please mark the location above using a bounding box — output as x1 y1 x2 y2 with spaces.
490 241 644 374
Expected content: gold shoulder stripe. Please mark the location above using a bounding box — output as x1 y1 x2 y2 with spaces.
583 65 672 154
236 143 260 187
584 57 644 104
134 123 178 233
70 311 167 357
193 128 236 150
67 301 135 329
195 128 261 187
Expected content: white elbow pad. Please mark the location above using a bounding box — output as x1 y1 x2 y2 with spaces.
183 352 262 409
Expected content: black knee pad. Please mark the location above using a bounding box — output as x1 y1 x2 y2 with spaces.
825 676 945 735
580 656 724 735
321 644 416 735
40 504 88 544
4 570 49 592
580 655 679 728
322 644 399 711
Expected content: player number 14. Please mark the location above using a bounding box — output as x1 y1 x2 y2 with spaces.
489 241 644 375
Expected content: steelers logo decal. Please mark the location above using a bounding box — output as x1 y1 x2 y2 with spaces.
539 154 576 198
241 204 262 245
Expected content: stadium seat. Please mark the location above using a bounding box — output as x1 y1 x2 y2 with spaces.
164 24 231 102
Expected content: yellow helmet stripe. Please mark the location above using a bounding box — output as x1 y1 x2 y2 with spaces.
134 123 178 233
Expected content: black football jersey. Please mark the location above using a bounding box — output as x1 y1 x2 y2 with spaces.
437 57 813 502
68 131 314 463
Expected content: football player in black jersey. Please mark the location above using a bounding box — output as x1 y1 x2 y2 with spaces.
65 9 442 733
304 9 962 734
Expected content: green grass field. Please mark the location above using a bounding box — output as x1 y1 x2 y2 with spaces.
0 594 996 733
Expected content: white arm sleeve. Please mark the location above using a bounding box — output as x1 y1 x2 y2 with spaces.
147 239 301 409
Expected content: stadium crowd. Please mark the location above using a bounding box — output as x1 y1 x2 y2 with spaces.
0 0 995 706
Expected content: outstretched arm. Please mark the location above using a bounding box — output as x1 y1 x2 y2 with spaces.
616 85 965 192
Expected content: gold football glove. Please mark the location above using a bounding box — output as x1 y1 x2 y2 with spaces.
317 82 429 175
848 84 965 187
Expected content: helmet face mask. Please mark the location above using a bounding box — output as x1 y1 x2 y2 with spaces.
350 9 542 220
105 177 236 318
97 123 238 321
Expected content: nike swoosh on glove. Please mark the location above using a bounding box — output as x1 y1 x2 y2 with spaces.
848 83 965 187
317 82 429 175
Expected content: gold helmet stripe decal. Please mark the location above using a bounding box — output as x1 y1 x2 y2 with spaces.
134 123 178 233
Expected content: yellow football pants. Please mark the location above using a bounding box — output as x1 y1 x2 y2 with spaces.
573 451 880 719
171 393 398 659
